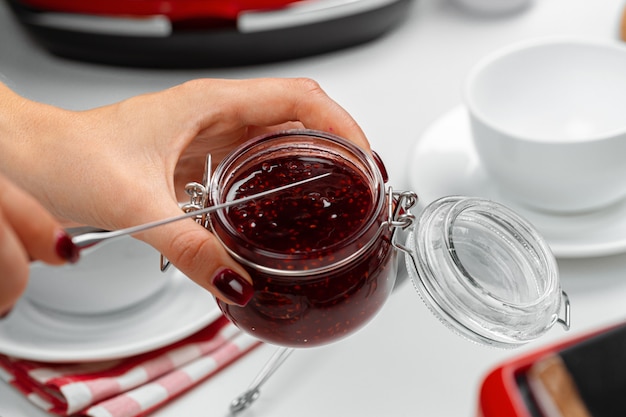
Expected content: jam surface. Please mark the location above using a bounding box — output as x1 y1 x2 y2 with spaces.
225 156 373 262
214 154 396 347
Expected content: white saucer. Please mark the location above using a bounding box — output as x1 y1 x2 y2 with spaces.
0 270 221 363
407 106 626 259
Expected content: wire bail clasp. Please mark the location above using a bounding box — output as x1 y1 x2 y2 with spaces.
387 187 418 243
558 290 571 330
160 154 212 272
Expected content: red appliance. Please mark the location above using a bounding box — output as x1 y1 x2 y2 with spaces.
477 322 626 417
6 0 412 67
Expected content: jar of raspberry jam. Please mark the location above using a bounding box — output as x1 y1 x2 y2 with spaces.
204 130 405 347
181 130 570 349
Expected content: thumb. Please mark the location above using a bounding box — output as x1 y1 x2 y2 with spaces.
137 208 254 307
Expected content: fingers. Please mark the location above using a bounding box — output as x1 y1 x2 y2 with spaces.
178 78 371 151
0 210 28 315
136 203 253 307
0 174 78 314
0 175 78 265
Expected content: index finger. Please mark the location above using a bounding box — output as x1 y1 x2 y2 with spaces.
178 78 371 151
0 174 72 265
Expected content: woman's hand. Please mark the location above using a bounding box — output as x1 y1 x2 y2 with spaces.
0 78 369 307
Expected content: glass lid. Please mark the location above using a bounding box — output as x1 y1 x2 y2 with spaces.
401 196 570 348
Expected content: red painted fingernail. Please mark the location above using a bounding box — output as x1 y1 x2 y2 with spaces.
371 150 389 183
55 231 80 263
212 268 254 307
0 306 13 320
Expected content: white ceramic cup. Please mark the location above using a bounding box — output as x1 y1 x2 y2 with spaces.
450 0 532 15
464 38 626 213
24 235 170 315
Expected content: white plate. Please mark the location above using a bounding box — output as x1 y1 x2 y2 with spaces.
407 106 626 258
0 270 222 362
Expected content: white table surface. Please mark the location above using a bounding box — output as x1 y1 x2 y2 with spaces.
2 0 626 416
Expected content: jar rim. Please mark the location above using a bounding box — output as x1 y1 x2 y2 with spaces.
208 129 388 276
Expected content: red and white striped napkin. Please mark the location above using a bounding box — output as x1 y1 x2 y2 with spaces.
0 316 261 417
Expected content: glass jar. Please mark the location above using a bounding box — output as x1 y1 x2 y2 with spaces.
179 129 570 349
205 130 400 347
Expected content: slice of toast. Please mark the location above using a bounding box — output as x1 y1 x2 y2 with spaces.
527 323 626 417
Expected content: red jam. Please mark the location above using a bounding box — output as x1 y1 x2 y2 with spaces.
224 156 375 268
212 138 396 347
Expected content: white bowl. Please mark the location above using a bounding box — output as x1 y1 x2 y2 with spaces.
465 38 626 213
24 236 170 315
